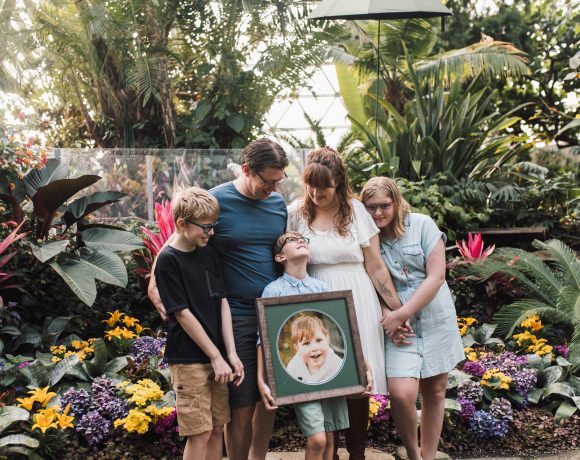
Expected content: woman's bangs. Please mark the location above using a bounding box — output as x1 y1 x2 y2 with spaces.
303 163 334 188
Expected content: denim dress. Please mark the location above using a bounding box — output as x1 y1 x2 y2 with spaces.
380 213 464 378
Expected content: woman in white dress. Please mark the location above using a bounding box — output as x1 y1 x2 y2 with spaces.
288 147 404 460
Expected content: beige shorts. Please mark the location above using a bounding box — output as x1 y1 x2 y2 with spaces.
170 363 230 436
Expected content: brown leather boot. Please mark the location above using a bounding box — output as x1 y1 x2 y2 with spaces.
344 397 369 460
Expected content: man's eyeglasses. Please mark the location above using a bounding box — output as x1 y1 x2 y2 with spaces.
256 170 288 187
186 220 215 234
279 236 310 252
364 202 393 215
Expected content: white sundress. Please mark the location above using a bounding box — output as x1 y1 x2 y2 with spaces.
288 199 387 394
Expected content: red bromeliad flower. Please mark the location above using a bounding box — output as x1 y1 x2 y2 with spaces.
456 232 495 263
141 199 174 257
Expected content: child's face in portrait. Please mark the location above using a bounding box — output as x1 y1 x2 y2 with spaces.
296 325 330 373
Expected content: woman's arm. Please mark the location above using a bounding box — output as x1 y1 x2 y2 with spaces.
381 239 446 337
362 234 402 311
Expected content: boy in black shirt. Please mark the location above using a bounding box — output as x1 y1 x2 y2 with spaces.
154 187 244 460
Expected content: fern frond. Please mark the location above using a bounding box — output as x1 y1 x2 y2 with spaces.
534 240 580 290
569 325 580 366
493 301 570 338
556 285 580 322
126 55 164 106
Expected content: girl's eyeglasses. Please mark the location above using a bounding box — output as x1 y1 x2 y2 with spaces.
364 202 393 215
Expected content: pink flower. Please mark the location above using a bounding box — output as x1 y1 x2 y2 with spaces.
456 233 495 263
141 198 174 257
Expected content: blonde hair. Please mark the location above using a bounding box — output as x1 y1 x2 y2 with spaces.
172 187 219 224
360 177 410 240
291 315 329 347
301 146 353 237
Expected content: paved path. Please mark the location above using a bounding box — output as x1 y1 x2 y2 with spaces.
263 449 580 460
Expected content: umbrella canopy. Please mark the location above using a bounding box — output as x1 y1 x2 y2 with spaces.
309 0 451 21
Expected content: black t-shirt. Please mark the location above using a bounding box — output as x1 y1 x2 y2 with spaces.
154 245 226 363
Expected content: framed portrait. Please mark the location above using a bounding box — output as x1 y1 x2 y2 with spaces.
256 290 367 405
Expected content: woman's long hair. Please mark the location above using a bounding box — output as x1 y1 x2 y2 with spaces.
301 147 353 237
360 177 410 240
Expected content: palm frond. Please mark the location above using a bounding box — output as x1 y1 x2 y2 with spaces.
556 285 580 322
416 40 530 84
126 55 164 106
534 240 580 290
493 301 570 338
497 248 562 299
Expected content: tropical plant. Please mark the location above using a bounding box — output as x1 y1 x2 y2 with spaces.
0 158 145 306
141 199 174 259
344 58 532 184
7 0 334 148
456 233 495 263
0 406 39 458
0 222 27 299
468 240 580 365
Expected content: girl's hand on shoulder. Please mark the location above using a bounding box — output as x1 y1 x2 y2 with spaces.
228 352 245 386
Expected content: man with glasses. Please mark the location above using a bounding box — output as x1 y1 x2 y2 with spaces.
149 138 289 460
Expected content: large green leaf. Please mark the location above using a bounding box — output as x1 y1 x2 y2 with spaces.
89 338 108 376
554 400 577 422
49 259 96 306
23 158 68 197
30 240 69 263
335 63 366 128
62 191 127 228
48 354 79 386
32 175 101 217
0 406 29 433
0 434 39 449
543 382 576 400
19 360 49 388
104 356 128 374
446 370 472 389
79 248 127 287
81 228 144 252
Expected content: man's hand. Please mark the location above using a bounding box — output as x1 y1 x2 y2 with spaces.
211 355 233 384
228 352 245 387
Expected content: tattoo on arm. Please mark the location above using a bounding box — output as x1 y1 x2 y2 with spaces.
377 277 393 298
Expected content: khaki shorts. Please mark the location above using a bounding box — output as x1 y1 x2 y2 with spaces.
170 363 230 436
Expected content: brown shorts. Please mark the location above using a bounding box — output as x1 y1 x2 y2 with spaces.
170 363 230 436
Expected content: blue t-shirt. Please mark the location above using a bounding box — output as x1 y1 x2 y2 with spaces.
210 181 287 316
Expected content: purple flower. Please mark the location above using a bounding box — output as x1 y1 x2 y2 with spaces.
369 394 391 425
154 408 178 449
130 336 167 368
554 345 569 358
489 398 513 424
16 361 31 369
458 379 483 404
76 410 111 445
91 376 116 396
61 388 91 416
458 398 476 422
89 392 129 421
468 410 509 438
463 361 485 377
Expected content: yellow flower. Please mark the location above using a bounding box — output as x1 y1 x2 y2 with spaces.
71 340 83 349
457 317 478 336
117 380 130 389
122 379 164 406
28 387 57 407
134 324 147 334
521 314 543 332
102 310 124 327
51 357 62 363
123 316 140 328
120 328 137 340
481 368 512 390
114 409 152 434
463 347 478 362
32 409 58 433
17 397 35 411
56 404 74 430
105 327 123 340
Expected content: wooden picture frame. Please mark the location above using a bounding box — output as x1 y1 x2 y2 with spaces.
256 290 367 405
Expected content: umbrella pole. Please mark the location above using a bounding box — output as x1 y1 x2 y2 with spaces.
375 19 381 152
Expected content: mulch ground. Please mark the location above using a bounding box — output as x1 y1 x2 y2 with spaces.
270 407 580 458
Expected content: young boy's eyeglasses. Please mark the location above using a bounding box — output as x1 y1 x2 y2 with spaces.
186 220 215 234
364 202 393 215
256 170 288 187
279 236 310 252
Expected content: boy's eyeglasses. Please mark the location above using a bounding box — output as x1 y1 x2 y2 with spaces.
364 202 393 215
256 170 288 187
186 220 215 234
279 236 310 252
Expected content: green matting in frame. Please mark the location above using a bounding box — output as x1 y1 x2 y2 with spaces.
256 290 367 405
